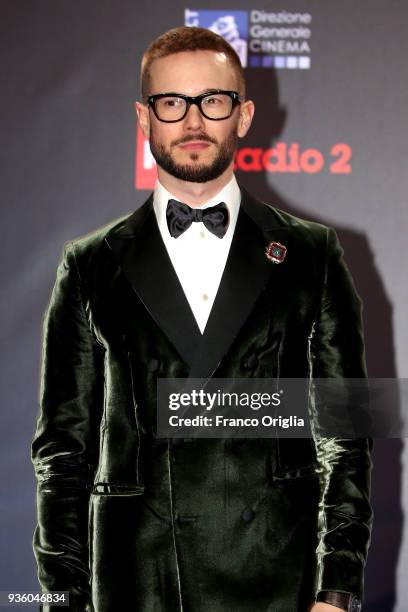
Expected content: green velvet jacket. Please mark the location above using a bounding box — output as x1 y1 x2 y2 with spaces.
32 187 373 612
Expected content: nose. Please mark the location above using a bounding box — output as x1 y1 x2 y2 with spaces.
183 102 206 131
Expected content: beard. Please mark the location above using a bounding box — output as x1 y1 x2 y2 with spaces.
149 129 238 183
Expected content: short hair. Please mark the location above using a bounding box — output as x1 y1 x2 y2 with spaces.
140 26 245 101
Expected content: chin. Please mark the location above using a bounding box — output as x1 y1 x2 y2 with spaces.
181 152 213 164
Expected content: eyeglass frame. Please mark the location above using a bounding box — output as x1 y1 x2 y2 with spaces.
146 90 243 123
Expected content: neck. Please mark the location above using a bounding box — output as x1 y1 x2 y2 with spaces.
157 164 234 207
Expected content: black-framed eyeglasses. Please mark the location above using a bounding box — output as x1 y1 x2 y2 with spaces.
147 90 243 122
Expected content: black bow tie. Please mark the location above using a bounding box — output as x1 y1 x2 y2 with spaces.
166 199 229 239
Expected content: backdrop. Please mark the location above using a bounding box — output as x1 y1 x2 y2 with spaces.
1 1 407 610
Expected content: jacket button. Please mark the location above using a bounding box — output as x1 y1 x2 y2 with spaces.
147 358 160 372
243 354 258 370
241 507 255 523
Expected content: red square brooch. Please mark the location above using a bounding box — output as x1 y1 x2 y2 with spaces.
265 241 287 264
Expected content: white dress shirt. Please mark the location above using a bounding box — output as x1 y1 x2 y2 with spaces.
153 175 241 334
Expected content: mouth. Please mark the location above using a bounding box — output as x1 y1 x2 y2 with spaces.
178 141 212 152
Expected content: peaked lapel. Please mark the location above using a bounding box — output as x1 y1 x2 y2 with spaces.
188 186 290 380
105 194 202 366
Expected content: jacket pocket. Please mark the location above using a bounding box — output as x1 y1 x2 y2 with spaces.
91 483 145 496
271 461 319 481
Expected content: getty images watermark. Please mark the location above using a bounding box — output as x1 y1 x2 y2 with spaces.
166 387 303 430
156 378 408 439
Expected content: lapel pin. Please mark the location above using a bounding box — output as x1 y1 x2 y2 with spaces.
265 241 287 264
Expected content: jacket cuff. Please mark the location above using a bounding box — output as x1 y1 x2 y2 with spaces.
316 591 361 611
40 593 93 612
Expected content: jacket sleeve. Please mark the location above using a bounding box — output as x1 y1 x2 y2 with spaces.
310 228 373 600
32 243 104 612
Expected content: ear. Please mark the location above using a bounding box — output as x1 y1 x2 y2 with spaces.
237 99 255 139
135 101 150 138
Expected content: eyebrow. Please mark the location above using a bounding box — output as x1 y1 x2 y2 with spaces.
151 89 233 97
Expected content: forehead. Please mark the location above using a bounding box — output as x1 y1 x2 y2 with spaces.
148 50 238 95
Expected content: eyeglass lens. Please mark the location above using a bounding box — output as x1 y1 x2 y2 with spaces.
154 93 234 121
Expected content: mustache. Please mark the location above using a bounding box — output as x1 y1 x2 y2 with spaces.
172 134 217 146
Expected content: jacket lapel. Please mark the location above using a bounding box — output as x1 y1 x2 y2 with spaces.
188 187 289 380
105 195 202 366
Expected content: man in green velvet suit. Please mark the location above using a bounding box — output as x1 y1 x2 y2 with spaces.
32 27 372 612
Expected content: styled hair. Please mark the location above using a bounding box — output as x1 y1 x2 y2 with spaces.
140 26 245 100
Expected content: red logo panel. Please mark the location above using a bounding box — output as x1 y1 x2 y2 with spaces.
134 125 157 190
